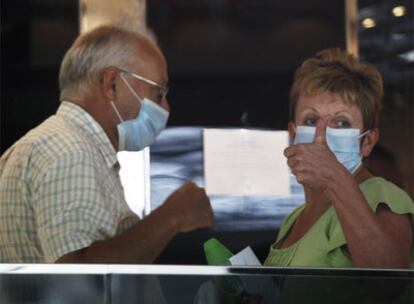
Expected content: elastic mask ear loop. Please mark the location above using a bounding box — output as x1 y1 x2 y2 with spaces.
120 73 143 102
355 129 371 174
110 101 124 123
359 129 370 148
359 129 370 139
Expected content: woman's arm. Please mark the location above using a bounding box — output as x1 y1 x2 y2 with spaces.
326 170 412 268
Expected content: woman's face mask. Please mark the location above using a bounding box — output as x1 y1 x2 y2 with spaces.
293 126 370 174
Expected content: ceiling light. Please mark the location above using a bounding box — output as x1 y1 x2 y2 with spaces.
399 50 414 62
392 6 406 17
362 18 376 28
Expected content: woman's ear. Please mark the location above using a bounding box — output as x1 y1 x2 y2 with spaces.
288 121 296 145
100 67 119 101
361 127 379 157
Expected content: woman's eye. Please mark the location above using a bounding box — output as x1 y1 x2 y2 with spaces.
337 120 351 128
304 118 317 126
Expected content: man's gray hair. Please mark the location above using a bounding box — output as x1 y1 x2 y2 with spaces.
59 25 156 98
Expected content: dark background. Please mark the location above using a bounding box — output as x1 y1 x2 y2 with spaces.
1 0 413 197
1 0 345 148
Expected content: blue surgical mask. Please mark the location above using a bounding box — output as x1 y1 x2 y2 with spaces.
110 75 169 151
293 126 370 174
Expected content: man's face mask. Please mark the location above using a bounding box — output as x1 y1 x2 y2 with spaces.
293 126 370 174
110 73 169 152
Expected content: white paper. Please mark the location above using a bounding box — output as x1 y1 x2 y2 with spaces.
229 246 261 266
117 148 151 218
203 128 290 196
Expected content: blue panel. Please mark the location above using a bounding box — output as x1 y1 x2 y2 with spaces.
150 127 305 231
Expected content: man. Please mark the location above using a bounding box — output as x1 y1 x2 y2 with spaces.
0 25 214 263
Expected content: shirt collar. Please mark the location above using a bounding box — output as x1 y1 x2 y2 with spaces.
57 101 118 169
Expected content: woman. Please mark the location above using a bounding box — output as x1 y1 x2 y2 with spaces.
264 48 414 269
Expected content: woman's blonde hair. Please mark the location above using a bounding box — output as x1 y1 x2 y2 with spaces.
289 48 383 130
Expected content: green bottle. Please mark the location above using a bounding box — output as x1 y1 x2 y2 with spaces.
203 238 245 304
204 238 233 265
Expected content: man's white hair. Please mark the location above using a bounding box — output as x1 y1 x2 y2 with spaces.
59 25 156 98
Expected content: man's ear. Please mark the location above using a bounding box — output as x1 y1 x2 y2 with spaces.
100 67 119 101
361 127 379 157
288 121 296 145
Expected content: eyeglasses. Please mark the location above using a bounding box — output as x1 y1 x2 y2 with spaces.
117 67 169 103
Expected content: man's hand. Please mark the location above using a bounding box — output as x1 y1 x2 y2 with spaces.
163 182 214 233
284 116 346 190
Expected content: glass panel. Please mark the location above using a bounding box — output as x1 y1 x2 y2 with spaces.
1 265 412 304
